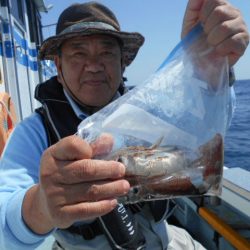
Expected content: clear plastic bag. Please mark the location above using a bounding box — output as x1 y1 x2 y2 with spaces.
77 24 231 203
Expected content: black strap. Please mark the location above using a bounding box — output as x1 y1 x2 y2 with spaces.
98 204 146 249
65 204 145 242
229 67 235 87
66 220 102 240
149 200 168 222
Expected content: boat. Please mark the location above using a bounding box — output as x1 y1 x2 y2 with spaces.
0 1 249 249
0 0 55 122
167 167 250 250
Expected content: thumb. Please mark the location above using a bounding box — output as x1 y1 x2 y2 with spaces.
50 135 92 161
181 0 204 39
91 133 114 157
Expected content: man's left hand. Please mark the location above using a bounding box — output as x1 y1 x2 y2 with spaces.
182 0 249 66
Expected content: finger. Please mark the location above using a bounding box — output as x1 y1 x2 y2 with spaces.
65 199 117 226
206 17 246 47
59 199 118 228
215 32 249 65
55 179 130 205
90 133 114 157
203 4 240 35
181 0 204 38
50 135 92 161
58 159 126 184
199 0 228 25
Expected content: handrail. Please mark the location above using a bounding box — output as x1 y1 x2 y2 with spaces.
199 207 250 250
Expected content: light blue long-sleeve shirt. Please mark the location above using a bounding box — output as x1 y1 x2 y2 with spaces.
0 113 50 250
0 89 90 250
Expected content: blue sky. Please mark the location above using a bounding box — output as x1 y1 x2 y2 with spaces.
41 0 250 85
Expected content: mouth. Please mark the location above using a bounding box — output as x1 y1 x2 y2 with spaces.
82 79 106 86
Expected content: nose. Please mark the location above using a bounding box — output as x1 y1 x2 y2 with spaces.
84 55 104 73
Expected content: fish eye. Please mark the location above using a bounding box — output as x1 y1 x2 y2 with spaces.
132 187 139 194
117 157 123 163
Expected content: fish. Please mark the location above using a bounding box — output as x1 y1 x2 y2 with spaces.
106 133 223 203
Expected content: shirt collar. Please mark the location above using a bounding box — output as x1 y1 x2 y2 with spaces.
63 89 121 120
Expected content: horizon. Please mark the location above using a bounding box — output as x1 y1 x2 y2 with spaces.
41 0 250 84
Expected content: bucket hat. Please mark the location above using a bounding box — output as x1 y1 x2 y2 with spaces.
39 1 145 66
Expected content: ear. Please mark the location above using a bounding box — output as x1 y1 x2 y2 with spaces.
54 56 63 83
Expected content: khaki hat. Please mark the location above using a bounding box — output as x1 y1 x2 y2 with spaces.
39 1 145 66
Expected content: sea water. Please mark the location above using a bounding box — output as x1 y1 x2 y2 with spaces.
224 80 250 170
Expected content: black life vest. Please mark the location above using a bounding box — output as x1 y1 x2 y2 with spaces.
35 76 167 249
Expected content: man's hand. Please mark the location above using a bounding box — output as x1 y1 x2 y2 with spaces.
181 0 249 66
22 135 130 234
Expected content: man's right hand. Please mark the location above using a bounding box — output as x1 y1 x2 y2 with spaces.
22 135 130 235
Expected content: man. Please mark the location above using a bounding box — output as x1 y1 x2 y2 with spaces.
0 1 249 249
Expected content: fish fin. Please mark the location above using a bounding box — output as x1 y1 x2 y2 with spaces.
149 136 164 149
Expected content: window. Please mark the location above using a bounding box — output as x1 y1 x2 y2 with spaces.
10 0 25 25
26 0 43 45
0 0 8 7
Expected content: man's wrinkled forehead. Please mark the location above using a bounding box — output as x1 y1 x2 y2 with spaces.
61 34 122 50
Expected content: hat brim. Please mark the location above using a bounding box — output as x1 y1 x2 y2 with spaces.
39 29 144 66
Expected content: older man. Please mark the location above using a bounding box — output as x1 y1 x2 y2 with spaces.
0 1 249 249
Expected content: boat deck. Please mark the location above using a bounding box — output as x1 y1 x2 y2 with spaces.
169 167 250 249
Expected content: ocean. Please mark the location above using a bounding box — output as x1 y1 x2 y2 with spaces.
224 79 250 171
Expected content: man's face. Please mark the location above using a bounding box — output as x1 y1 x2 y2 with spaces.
55 34 123 107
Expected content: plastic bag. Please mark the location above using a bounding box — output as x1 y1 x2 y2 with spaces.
77 24 231 203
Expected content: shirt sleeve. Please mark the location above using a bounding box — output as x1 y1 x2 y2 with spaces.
0 113 51 249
